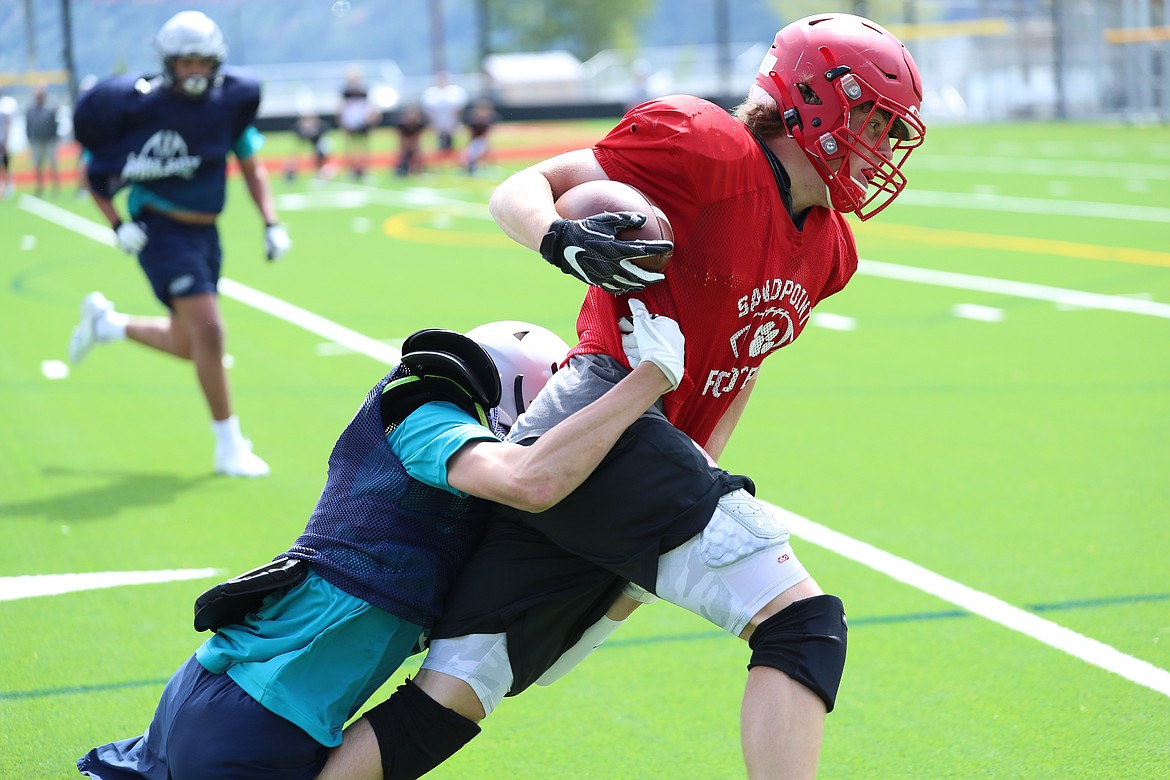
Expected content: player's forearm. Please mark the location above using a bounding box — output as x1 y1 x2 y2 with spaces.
524 361 670 494
487 167 558 251
488 149 608 253
704 376 755 462
91 193 122 227
240 158 280 226
458 362 670 512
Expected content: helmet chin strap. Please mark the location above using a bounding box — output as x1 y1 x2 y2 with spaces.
511 374 526 421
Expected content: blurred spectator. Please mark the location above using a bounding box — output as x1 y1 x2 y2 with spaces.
337 66 380 180
463 98 497 175
0 92 12 198
421 71 468 168
393 103 427 177
284 111 333 181
26 85 62 197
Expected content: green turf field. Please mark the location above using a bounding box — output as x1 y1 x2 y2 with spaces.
2 119 1168 778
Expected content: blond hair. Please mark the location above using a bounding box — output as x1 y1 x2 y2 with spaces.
731 86 788 140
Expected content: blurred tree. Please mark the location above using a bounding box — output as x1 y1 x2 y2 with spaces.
764 0 942 26
485 0 656 58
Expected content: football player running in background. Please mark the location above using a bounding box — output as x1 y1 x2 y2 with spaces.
67 10 291 477
77 312 684 780
320 13 925 780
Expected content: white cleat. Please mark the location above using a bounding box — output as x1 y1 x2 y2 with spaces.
68 291 113 365
214 439 271 478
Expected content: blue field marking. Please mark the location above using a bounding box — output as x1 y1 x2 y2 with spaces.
606 590 1170 648
3 592 1167 702
0 677 172 701
1028 592 1170 612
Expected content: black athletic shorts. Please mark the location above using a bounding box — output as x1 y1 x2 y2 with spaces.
431 414 749 692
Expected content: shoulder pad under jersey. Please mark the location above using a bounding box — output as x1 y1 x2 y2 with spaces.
72 74 160 151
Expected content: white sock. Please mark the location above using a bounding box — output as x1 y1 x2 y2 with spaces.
211 415 243 446
95 311 128 341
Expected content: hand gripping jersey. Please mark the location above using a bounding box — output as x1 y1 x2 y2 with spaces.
284 367 499 628
578 95 859 448
72 66 260 213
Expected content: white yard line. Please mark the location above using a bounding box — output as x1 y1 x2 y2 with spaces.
0 569 224 601
896 189 1170 223
911 155 1170 181
19 194 1170 697
859 259 1170 319
217 279 401 365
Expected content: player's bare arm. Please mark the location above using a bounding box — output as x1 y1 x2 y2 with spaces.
704 375 756 462
447 359 671 512
450 300 683 511
487 148 606 250
89 191 123 229
238 155 278 225
239 155 290 260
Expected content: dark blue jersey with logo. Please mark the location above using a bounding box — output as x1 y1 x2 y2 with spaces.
73 67 260 213
284 367 500 628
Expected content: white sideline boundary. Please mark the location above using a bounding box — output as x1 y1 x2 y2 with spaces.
19 194 1170 698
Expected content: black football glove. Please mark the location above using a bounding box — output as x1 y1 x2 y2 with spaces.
539 212 671 294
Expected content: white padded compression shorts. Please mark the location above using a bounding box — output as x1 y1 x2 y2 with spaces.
420 489 809 714
654 488 810 637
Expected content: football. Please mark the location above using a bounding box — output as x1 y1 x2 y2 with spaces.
554 180 674 272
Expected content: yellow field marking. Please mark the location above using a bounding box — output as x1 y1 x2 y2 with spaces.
887 17 1010 41
383 209 515 247
0 69 70 87
865 222 1170 268
1104 25 1170 44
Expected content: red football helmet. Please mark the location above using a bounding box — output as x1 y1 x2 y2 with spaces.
754 13 926 219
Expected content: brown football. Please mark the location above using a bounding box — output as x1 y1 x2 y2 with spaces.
553 180 674 272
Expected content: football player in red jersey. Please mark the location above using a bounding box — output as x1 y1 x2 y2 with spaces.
321 14 925 780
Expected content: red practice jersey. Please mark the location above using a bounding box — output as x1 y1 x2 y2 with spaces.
571 95 859 448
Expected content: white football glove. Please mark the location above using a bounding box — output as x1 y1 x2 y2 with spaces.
265 223 292 261
114 221 148 254
619 298 684 391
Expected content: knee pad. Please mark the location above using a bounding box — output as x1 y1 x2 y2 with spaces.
747 594 847 712
420 633 513 716
365 678 481 780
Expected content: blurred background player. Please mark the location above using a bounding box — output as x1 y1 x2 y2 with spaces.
463 98 497 176
25 84 61 197
392 103 427 177
338 65 380 180
421 71 468 169
321 12 925 780
0 91 12 198
68 10 291 478
284 110 333 181
78 314 682 780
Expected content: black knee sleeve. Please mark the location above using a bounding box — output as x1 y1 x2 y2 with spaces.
747 594 848 712
364 678 481 780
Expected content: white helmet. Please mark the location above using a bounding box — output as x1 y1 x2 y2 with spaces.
464 321 569 427
156 11 227 98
